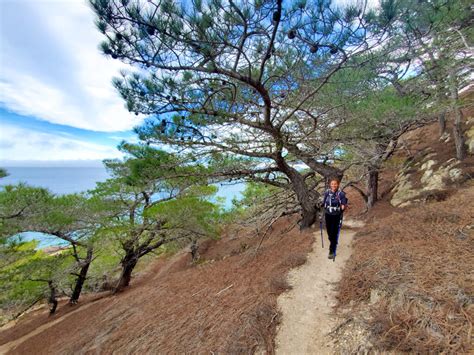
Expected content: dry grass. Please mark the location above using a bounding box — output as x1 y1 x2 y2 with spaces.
281 252 308 269
337 185 474 353
2 215 314 354
225 302 279 353
269 275 292 293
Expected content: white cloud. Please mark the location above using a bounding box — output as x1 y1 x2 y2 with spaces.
0 0 143 132
332 0 380 9
108 135 139 143
0 0 382 135
0 124 123 161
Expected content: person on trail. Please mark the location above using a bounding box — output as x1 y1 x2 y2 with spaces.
322 178 348 260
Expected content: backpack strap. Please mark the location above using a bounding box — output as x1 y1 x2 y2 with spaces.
323 190 330 206
326 190 342 208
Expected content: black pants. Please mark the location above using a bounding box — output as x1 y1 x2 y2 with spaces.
325 213 342 253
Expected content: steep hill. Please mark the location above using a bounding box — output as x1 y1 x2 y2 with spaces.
1 217 314 354
1 103 472 354
333 110 474 352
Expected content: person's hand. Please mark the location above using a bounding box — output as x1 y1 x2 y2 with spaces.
341 205 346 211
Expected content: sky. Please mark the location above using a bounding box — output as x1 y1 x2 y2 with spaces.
0 0 378 167
0 0 142 166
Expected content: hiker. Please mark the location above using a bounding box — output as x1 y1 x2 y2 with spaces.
322 177 348 260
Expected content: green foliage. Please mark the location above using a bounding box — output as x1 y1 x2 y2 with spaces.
380 0 397 25
88 0 391 164
2 0 470 316
0 144 228 308
85 238 122 286
88 0 471 228
93 144 223 245
0 237 38 271
0 184 51 233
0 239 71 317
229 182 278 216
0 184 113 314
148 195 221 237
394 0 471 106
342 86 424 140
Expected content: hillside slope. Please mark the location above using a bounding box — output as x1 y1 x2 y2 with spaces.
1 107 472 354
0 217 314 354
334 116 474 353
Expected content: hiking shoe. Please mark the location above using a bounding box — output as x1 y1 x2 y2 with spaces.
328 252 335 259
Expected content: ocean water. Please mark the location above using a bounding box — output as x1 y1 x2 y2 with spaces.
0 167 110 194
1 166 245 247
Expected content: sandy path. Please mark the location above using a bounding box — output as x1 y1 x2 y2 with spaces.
275 227 356 354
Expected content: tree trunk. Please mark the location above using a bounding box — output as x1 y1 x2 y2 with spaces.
367 168 379 209
438 110 446 136
299 206 318 229
275 154 318 229
295 187 318 230
434 77 447 137
449 72 466 160
292 174 318 230
190 240 199 263
69 246 93 304
114 251 138 293
48 281 58 315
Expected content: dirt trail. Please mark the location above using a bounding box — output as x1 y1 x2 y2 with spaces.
275 227 356 354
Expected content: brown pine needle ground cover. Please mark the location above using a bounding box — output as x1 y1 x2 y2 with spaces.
0 215 314 354
336 184 474 353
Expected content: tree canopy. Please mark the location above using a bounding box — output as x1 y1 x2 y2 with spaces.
89 0 409 227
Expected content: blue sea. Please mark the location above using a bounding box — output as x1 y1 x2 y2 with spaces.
0 167 110 195
1 166 245 248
